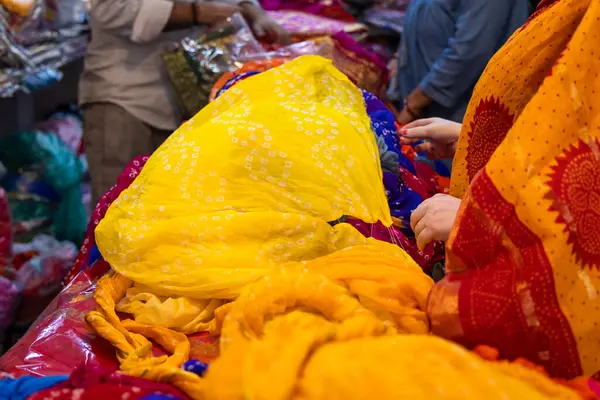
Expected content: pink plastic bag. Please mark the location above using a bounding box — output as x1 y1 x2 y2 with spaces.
0 258 219 376
0 260 116 376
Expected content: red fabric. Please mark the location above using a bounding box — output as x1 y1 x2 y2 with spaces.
345 218 444 271
0 188 12 269
0 258 218 376
64 156 149 286
28 362 188 400
0 260 116 376
441 169 582 378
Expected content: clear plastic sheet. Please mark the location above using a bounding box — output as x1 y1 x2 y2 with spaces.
0 258 219 376
0 0 88 97
239 38 333 62
0 260 116 376
162 13 262 119
0 129 87 245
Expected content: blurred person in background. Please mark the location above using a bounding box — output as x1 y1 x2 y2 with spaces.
395 0 528 124
80 0 289 205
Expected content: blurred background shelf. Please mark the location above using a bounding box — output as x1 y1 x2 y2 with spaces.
0 56 82 138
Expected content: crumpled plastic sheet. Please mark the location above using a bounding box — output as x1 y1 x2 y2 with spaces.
162 13 263 119
0 260 113 376
0 129 87 245
0 259 219 377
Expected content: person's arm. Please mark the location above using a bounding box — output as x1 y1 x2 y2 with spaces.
88 0 194 43
238 0 290 44
409 0 513 111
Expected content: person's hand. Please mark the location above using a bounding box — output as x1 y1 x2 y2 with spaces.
195 2 241 25
400 117 461 160
396 107 417 125
251 14 290 44
410 194 461 251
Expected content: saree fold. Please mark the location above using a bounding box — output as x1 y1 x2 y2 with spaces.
81 55 597 399
433 0 600 379
95 56 392 300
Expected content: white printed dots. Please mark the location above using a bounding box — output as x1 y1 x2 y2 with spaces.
95 56 392 298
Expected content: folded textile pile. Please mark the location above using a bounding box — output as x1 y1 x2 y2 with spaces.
72 56 597 400
0 0 87 97
0 361 191 399
209 60 443 271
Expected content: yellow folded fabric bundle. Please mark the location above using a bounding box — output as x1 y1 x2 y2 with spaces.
95 55 391 300
87 256 583 400
86 56 587 400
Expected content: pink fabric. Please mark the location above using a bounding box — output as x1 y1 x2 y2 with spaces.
330 31 390 97
260 0 355 22
332 31 388 75
63 156 149 286
345 218 444 272
266 11 365 37
0 188 12 269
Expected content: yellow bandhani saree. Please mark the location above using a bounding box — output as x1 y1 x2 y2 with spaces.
85 56 596 399
433 0 600 380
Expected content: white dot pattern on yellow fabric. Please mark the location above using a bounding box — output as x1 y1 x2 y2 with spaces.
95 56 392 299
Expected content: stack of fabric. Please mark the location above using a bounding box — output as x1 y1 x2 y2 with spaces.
0 108 86 354
3 0 600 397
2 53 598 400
0 0 88 97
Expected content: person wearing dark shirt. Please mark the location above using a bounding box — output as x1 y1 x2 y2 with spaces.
396 0 528 124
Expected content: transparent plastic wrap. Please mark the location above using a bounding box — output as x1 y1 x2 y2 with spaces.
0 260 219 376
0 260 117 376
163 13 262 119
208 38 334 102
238 38 333 62
0 0 49 45
0 130 86 245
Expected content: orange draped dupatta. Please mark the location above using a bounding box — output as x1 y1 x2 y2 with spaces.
431 0 600 379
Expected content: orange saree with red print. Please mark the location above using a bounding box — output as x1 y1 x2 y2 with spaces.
430 0 600 379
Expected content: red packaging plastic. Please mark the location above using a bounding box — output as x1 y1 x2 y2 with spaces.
0 260 116 376
0 258 219 376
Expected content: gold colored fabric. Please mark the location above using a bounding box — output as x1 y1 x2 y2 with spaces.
95 55 391 300
87 252 585 400
86 55 589 399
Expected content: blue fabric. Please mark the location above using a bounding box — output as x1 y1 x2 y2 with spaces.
0 375 68 400
183 359 209 377
139 395 183 400
362 90 424 233
215 71 260 99
88 244 102 267
397 0 528 122
361 90 403 158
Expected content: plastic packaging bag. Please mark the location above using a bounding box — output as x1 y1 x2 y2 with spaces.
0 130 86 245
163 13 262 119
0 259 219 376
239 37 333 62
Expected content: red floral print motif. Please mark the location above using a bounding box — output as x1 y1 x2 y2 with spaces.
546 138 600 269
465 97 515 182
444 170 583 378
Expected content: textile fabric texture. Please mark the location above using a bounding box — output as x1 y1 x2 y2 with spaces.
432 0 600 379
